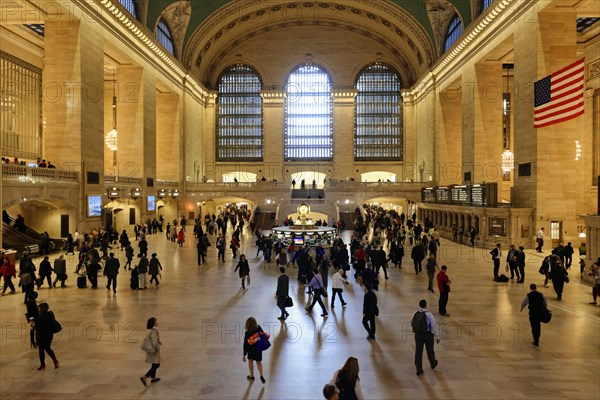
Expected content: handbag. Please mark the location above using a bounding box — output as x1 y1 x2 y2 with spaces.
285 296 293 308
19 273 32 286
53 319 62 333
540 308 552 324
255 332 271 352
140 334 155 353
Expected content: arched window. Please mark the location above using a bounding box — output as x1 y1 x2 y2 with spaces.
156 19 175 56
285 64 333 161
480 0 494 13
354 63 403 161
216 64 263 161
444 15 463 52
118 0 139 20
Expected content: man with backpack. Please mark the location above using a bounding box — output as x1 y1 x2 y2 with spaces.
412 299 439 375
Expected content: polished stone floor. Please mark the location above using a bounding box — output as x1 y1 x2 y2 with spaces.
1 228 599 400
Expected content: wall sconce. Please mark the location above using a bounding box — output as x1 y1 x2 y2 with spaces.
131 188 142 198
157 189 167 199
171 189 180 199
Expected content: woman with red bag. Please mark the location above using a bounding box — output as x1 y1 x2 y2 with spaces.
242 317 269 384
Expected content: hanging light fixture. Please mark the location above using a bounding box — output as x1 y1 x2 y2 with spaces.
105 67 118 155
502 149 514 173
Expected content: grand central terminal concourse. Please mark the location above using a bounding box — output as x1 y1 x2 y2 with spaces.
1 0 599 399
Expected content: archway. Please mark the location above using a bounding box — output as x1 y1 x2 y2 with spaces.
290 171 326 189
361 171 397 182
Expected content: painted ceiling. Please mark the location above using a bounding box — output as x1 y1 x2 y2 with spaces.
144 0 475 58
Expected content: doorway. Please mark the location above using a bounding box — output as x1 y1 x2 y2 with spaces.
550 221 562 248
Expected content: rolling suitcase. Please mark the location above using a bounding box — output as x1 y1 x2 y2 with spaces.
77 275 87 288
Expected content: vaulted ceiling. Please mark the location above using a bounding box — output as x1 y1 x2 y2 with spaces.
138 0 479 87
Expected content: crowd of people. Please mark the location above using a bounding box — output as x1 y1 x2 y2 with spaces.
1 201 599 399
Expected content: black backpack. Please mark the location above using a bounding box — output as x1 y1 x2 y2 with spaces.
411 311 427 334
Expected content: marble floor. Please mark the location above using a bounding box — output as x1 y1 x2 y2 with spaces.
1 229 599 400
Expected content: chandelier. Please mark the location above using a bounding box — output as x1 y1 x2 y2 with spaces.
105 68 118 152
501 149 514 173
105 128 118 151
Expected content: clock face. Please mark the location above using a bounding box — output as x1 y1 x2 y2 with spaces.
299 205 309 214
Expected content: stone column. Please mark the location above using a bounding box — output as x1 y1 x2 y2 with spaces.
262 93 285 181
332 92 355 181
156 92 181 181
462 63 503 184
43 19 104 229
438 82 463 185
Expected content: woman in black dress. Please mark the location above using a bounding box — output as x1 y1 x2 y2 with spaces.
234 254 250 290
35 302 59 370
243 317 268 383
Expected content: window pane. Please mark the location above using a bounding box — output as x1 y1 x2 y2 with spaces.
481 0 494 13
444 15 463 52
285 64 333 162
156 19 175 56
0 51 42 159
216 64 263 161
118 0 139 20
354 63 403 161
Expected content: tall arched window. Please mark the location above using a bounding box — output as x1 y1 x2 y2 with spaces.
285 64 333 161
216 64 263 161
444 15 463 52
354 63 403 161
156 19 175 56
119 0 139 20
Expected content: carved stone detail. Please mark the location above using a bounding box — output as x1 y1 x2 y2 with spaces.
588 59 600 81
424 0 457 54
162 0 192 54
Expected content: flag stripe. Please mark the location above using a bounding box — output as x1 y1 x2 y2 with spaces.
534 58 585 128
534 109 584 128
534 99 584 121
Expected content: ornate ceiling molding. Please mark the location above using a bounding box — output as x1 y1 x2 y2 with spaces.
161 1 192 57
424 0 458 55
183 0 436 85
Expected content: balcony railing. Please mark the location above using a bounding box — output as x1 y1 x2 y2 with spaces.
2 164 78 183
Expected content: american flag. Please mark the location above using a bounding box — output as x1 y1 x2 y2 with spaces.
534 58 585 128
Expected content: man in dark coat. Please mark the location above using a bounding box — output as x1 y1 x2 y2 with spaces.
362 283 378 340
276 267 290 320
104 252 120 293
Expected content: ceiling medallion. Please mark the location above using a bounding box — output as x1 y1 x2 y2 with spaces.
351 8 361 14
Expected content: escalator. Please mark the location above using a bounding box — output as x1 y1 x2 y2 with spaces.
338 212 356 231
254 212 276 230
2 222 65 256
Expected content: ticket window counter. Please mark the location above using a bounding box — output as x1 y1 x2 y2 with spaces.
550 221 562 248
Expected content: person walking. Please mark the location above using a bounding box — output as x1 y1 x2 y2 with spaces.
328 357 365 400
536 227 545 252
35 302 60 370
86 254 100 289
411 241 425 274
0 257 16 295
19 254 36 303
140 317 162 386
243 317 268 384
276 267 290 320
124 243 134 270
330 269 348 309
305 269 328 317
520 284 547 346
138 254 149 290
589 259 600 305
234 254 250 290
149 253 163 286
139 236 149 256
104 252 120 293
177 229 185 247
412 299 439 375
66 233 75 255
362 283 378 340
25 291 38 348
425 254 439 293
37 256 53 289
490 243 502 281
550 257 568 300
52 255 67 288
516 246 526 284
437 265 451 316
319 255 330 296
564 242 574 269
